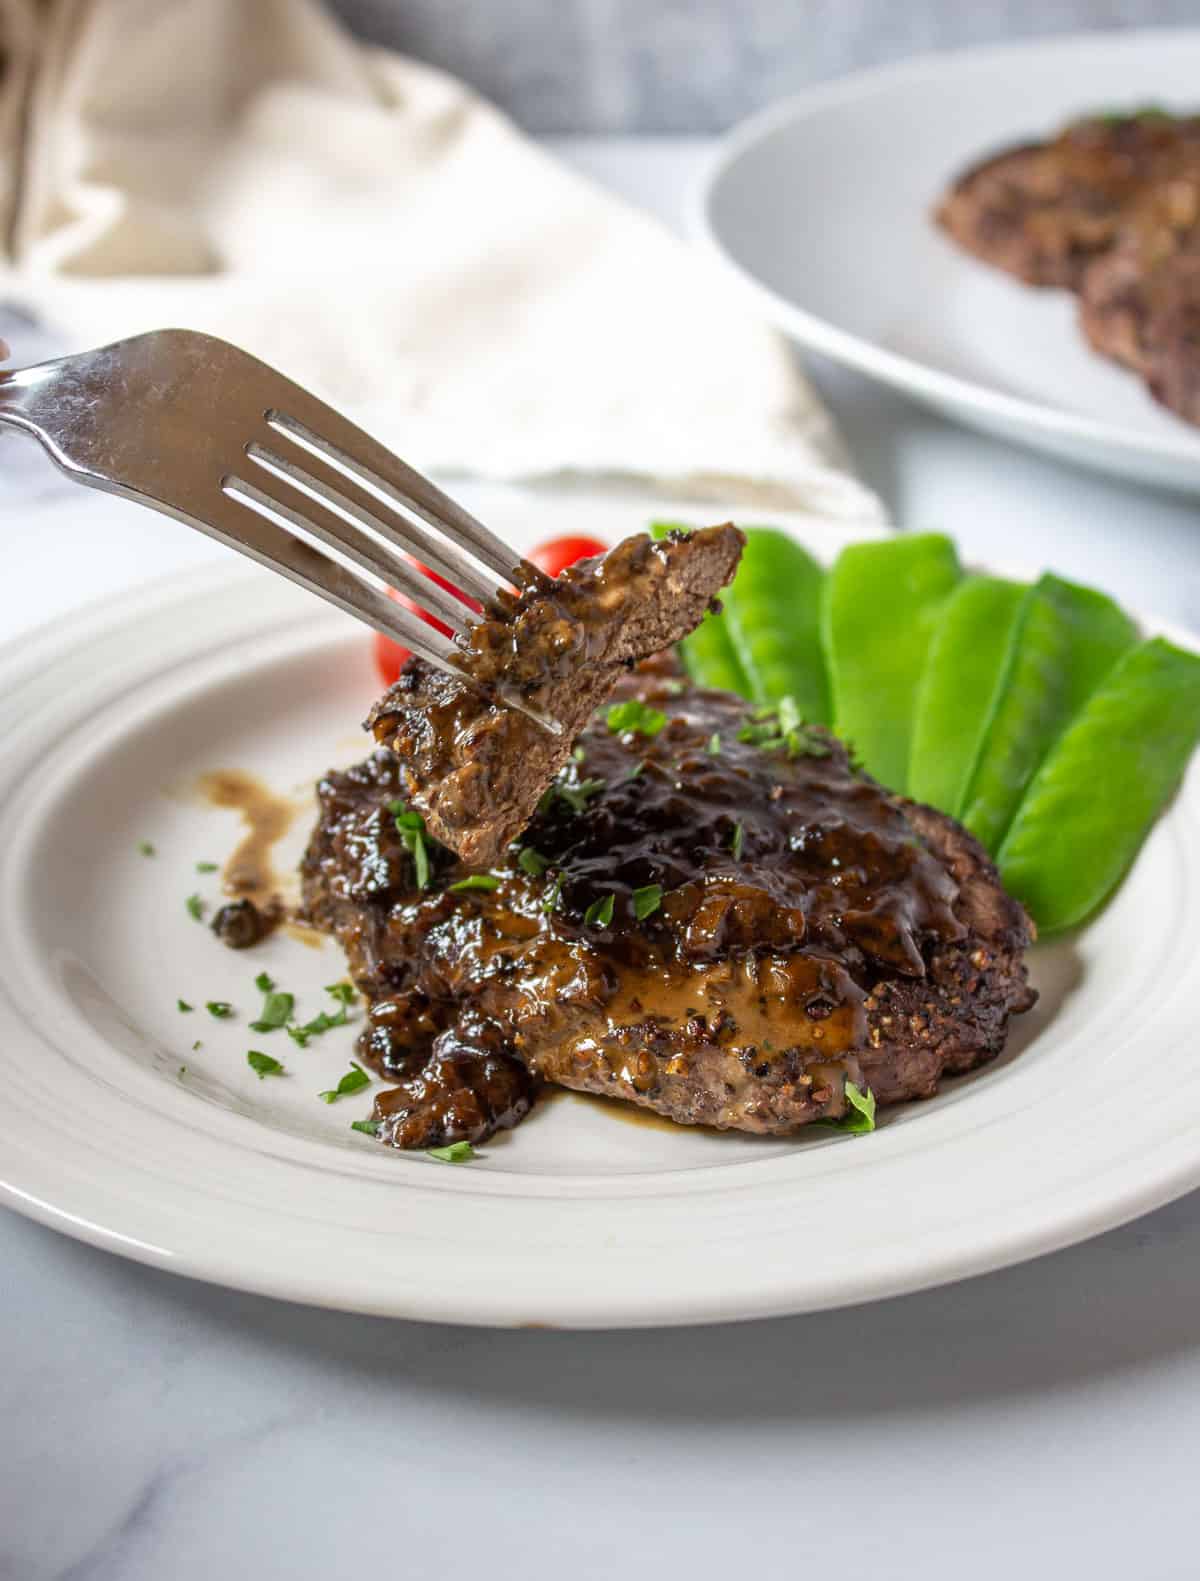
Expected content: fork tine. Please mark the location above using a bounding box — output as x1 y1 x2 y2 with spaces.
248 429 502 610
264 407 522 588
243 443 479 634
194 480 463 677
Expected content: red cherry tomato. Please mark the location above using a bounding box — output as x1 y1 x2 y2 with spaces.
527 533 609 580
372 535 609 687
372 560 481 687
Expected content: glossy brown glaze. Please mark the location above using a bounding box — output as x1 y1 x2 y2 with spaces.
302 680 1035 1149
198 769 295 949
367 526 744 867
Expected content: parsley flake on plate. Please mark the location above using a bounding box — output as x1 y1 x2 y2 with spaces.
250 989 294 1033
584 892 615 928
206 1001 234 1019
138 841 156 858
247 1050 285 1080
351 1118 381 1137
325 982 357 1007
177 999 193 1013
427 1141 477 1164
730 822 745 861
195 860 218 873
185 893 204 922
450 874 501 893
319 1062 371 1104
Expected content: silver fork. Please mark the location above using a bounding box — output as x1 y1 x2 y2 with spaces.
0 329 526 680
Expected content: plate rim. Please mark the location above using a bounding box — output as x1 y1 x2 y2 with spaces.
2 535 1199 1329
693 26 1200 473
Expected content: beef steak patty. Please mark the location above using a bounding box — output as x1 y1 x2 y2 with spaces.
367 525 744 868
302 680 1036 1149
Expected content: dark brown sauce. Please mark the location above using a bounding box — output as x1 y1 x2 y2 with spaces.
283 919 328 950
197 770 296 902
557 1087 697 1135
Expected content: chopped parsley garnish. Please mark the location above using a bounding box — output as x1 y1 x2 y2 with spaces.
736 695 830 759
626 762 644 780
138 841 156 858
351 1118 381 1137
195 860 218 873
287 984 356 1046
542 872 564 913
247 1050 285 1080
177 999 193 1013
319 1062 371 1104
255 972 275 993
547 777 605 815
427 1141 477 1163
388 798 432 889
730 822 745 861
206 1001 234 1019
287 1010 345 1046
250 989 294 1032
450 874 501 893
191 1039 202 1051
819 1080 877 1135
583 892 615 928
632 884 663 921
607 699 667 737
517 846 548 877
706 733 721 756
185 893 204 921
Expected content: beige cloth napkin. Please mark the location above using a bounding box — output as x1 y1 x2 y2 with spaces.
0 0 883 517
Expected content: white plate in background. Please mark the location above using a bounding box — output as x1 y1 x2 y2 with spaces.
0 495 1198 1327
698 29 1200 493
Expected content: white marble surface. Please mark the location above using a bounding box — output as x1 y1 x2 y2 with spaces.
3 139 1200 1581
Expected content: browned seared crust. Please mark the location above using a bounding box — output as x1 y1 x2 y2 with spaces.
302 682 1036 1149
367 526 744 867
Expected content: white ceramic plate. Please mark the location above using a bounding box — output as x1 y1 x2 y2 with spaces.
2 496 1199 1329
698 29 1200 494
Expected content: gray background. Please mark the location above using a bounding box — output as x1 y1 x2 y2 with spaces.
332 0 1199 132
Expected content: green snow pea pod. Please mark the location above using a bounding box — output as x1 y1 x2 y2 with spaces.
998 637 1200 932
907 575 1026 817
651 521 750 695
721 528 829 722
822 533 961 791
960 573 1136 853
